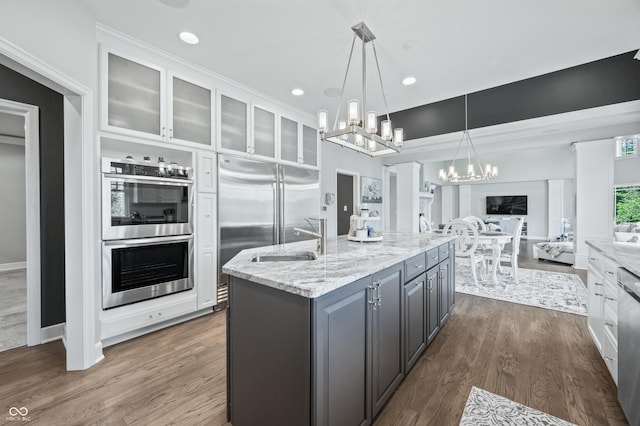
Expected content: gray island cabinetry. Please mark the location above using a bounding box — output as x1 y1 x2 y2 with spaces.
223 233 456 426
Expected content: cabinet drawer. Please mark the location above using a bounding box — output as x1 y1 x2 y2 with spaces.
588 249 604 275
438 244 450 261
603 302 618 342
426 248 440 270
603 279 618 312
405 252 427 282
603 327 618 385
603 258 618 284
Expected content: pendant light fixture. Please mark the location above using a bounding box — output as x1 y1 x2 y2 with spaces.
318 22 402 157
439 94 498 183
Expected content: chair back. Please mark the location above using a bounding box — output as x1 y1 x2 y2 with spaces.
463 215 487 232
511 217 525 254
443 219 479 257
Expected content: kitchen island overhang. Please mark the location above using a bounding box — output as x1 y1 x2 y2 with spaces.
223 232 457 426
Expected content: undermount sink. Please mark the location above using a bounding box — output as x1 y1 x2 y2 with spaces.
250 251 318 262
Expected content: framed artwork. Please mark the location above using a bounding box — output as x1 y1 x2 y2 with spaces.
361 176 382 204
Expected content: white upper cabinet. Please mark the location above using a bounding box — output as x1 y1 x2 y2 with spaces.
217 92 250 155
279 116 319 168
101 46 215 148
103 49 166 140
252 105 277 160
168 73 214 147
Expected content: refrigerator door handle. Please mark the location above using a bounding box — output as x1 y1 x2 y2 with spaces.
273 181 278 244
279 167 285 243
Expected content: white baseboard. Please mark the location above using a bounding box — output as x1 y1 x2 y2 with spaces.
0 261 27 272
40 323 65 344
101 308 214 348
94 341 105 366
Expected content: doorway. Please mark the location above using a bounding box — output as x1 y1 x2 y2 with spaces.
0 99 40 350
336 172 357 236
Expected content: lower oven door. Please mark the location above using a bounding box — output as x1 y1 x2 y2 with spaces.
103 235 194 309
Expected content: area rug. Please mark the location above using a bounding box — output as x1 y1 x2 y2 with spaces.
455 263 587 316
460 387 576 426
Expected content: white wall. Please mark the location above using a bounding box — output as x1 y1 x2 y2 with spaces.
0 142 26 264
0 0 97 90
320 142 384 237
615 155 640 186
468 180 548 238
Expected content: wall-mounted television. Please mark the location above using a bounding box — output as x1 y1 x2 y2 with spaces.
486 195 528 215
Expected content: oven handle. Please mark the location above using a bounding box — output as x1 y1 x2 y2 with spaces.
103 173 193 185
104 234 194 248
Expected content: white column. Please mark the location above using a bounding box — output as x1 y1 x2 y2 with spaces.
547 179 565 240
458 184 471 218
574 139 614 269
395 162 421 232
441 185 455 224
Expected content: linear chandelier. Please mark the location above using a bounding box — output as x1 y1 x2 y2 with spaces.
317 22 403 157
439 94 497 183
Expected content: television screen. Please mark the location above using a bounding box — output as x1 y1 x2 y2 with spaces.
486 195 528 215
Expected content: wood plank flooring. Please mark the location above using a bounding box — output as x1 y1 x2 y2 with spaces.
0 262 625 425
374 294 627 426
0 269 27 352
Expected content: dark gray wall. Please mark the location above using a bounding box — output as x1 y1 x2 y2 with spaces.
0 63 65 327
389 51 640 140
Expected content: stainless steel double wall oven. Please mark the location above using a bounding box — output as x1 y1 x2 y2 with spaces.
101 158 194 309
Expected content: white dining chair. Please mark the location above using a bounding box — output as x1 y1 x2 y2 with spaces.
493 216 525 284
443 219 486 285
463 215 487 232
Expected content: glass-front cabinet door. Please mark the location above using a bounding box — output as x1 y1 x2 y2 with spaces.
103 49 166 140
252 105 276 159
169 73 214 147
280 116 299 163
218 93 249 154
302 124 318 167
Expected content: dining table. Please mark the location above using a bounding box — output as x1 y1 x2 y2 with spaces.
432 229 513 284
477 231 513 284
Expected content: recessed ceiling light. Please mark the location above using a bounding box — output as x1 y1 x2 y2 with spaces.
291 88 304 96
402 76 417 86
404 40 419 51
179 31 199 45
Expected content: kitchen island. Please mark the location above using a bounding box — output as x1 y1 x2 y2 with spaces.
223 232 456 426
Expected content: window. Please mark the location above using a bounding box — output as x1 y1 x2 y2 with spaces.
615 185 640 224
615 135 638 158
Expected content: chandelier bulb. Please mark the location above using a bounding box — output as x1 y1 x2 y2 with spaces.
381 120 392 141
348 99 360 125
367 138 376 151
318 110 328 133
393 128 404 147
355 134 364 147
366 111 377 133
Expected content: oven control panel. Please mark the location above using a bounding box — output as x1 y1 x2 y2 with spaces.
107 160 191 179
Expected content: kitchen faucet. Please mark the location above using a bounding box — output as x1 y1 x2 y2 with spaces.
293 218 327 255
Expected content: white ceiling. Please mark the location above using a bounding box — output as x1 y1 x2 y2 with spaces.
82 0 640 160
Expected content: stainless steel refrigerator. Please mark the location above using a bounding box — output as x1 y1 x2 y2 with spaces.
218 154 320 286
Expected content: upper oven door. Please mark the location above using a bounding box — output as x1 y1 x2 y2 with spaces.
102 174 194 240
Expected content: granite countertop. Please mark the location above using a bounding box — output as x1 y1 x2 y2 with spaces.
222 232 456 298
586 240 640 277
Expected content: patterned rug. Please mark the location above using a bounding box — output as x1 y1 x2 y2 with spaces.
455 263 587 316
460 387 576 426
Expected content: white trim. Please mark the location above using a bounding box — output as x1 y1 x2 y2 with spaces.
0 261 26 272
0 99 41 348
101 308 212 348
0 35 102 370
40 323 65 344
0 134 24 146
335 168 361 237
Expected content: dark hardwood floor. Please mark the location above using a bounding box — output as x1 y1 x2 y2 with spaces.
0 244 625 425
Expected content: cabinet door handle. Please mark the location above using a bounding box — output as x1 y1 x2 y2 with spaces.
431 256 438 260
169 128 173 139
161 126 166 138
605 296 616 301
595 282 603 286
205 214 211 218
414 264 424 269
205 171 211 175
606 271 615 275
595 292 603 296
605 322 615 327
604 356 614 361
589 257 597 261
